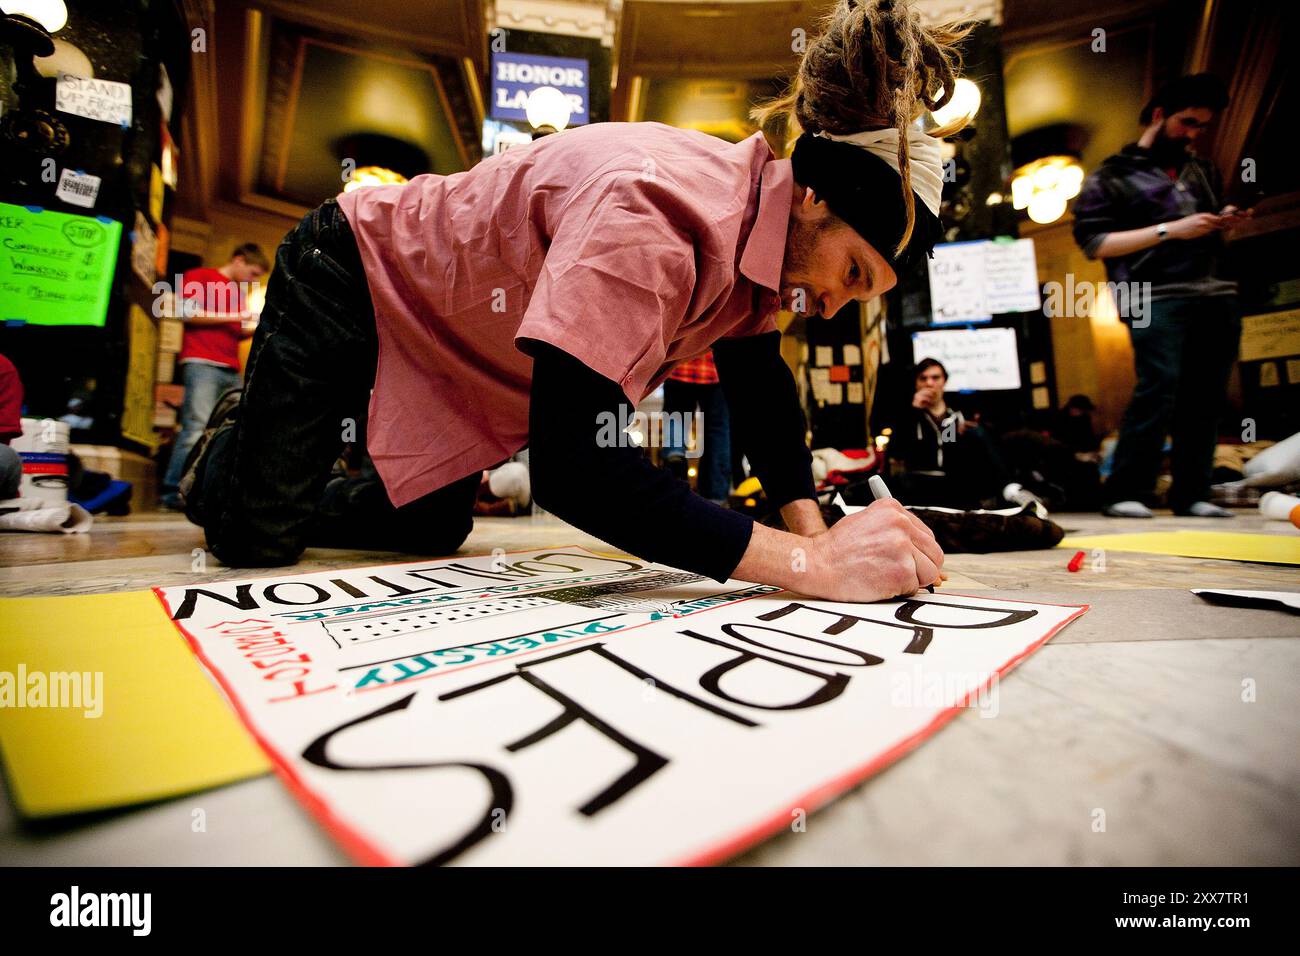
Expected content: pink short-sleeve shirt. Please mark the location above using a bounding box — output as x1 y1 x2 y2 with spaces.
337 122 792 506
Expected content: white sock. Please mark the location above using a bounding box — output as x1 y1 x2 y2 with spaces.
1104 500 1153 518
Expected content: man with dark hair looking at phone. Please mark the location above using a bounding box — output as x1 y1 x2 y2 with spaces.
1073 73 1248 518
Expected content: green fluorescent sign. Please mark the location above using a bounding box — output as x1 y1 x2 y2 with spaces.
0 202 122 328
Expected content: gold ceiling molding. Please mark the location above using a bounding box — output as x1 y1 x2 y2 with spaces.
177 0 219 221
488 0 619 44
175 1 487 235
250 0 487 65
611 0 821 121
912 0 1000 25
1001 0 1164 49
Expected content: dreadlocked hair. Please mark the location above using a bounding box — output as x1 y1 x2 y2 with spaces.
753 0 975 255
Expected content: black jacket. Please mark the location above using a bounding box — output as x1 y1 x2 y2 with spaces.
1072 143 1229 288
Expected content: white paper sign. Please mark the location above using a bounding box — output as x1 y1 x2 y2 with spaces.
927 238 1040 324
55 168 102 209
131 212 157 285
157 548 1084 866
157 63 173 123
927 241 989 323
984 239 1042 314
911 326 1023 391
809 367 831 402
55 73 133 127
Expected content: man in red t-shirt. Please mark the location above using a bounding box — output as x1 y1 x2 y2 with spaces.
160 244 268 508
0 353 24 498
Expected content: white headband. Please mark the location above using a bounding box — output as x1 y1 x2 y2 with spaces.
816 126 944 217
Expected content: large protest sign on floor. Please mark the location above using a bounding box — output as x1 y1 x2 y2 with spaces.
156 547 1086 865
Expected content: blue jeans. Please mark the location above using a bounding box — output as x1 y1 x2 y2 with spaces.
1104 295 1240 511
661 379 732 501
0 443 20 498
162 361 241 497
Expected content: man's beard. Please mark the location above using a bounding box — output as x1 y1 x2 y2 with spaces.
780 217 832 314
1149 125 1191 167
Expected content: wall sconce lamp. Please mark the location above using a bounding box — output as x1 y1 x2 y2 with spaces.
1010 124 1090 225
1 0 71 157
334 133 429 192
930 77 982 128
2 0 66 38
1012 155 1085 224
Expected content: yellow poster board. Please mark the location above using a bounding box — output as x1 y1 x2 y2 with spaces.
1058 530 1300 566
0 591 268 818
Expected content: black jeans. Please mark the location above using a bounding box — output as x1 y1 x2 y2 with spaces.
1104 295 1241 511
192 199 479 567
891 424 1009 510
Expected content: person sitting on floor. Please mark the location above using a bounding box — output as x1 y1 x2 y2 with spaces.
886 358 1011 510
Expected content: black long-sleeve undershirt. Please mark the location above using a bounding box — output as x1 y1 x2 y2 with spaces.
712 331 816 509
528 342 752 581
526 338 816 582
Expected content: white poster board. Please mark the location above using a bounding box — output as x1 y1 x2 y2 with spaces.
130 212 157 286
158 548 1084 866
911 327 1023 391
927 238 1041 324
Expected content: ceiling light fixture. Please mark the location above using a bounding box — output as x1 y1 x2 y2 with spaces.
1013 155 1084 225
1 0 71 162
525 85 572 135
342 165 408 192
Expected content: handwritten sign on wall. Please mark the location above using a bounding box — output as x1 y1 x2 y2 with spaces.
1239 308 1300 363
911 326 1023 391
55 73 133 127
158 548 1084 865
0 202 121 328
927 238 1041 324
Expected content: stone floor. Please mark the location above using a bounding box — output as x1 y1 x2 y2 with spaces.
1 507 1297 865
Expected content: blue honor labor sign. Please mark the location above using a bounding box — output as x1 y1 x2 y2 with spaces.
490 51 589 126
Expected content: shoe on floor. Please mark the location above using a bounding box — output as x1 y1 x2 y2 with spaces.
1175 501 1235 518
1002 482 1049 518
177 386 243 521
1103 500 1153 518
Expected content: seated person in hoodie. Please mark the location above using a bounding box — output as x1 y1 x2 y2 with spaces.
886 358 1009 509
